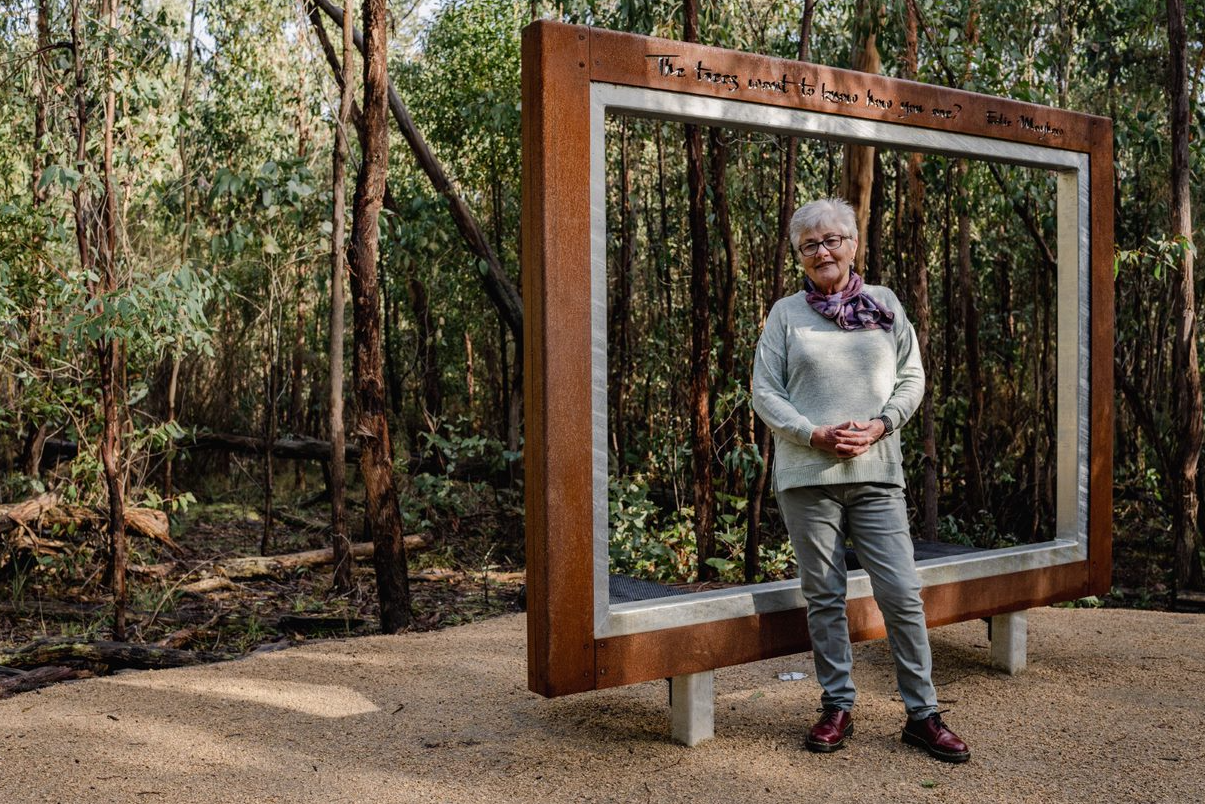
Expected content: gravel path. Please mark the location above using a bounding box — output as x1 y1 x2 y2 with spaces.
2 607 1203 803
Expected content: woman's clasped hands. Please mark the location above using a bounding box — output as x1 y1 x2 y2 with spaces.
809 419 886 457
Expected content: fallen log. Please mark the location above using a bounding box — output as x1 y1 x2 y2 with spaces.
0 492 61 533
39 505 177 551
0 665 94 699
42 433 363 465
179 576 237 595
0 637 235 671
217 535 430 581
1 493 176 551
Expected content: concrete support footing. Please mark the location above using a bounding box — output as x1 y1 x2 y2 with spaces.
670 671 714 746
990 610 1028 674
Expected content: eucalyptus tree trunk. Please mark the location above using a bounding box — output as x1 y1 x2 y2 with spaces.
327 0 354 593
957 2 986 519
839 0 882 272
91 0 128 640
746 0 814 583
610 119 633 476
352 0 411 631
21 0 52 479
311 0 521 354
683 0 716 581
1167 0 1203 592
709 129 739 475
904 0 938 542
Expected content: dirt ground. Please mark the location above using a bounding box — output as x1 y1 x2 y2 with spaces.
1 606 1202 804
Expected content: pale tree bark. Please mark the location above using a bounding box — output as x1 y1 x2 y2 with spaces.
327 0 354 593
746 0 814 583
683 0 716 581
352 0 411 631
1168 0 1203 592
839 0 882 272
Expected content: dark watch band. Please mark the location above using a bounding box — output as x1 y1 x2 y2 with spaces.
876 415 894 438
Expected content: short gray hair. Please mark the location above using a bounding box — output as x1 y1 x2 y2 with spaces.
789 197 857 255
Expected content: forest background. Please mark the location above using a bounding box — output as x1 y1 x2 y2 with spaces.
0 0 1202 668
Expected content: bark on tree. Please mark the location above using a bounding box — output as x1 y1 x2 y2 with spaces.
683 0 716 582
1167 0 1203 592
311 0 522 350
85 0 128 641
839 0 882 271
327 0 354 593
610 119 633 476
351 0 411 632
904 0 938 542
746 0 814 583
709 129 740 470
20 0 52 480
957 3 986 519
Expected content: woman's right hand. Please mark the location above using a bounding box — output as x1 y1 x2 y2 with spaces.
810 422 877 458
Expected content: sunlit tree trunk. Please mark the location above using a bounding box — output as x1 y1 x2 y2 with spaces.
839 0 881 272
352 0 411 631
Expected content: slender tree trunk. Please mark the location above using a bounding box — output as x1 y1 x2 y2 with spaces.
21 0 52 479
312 0 522 350
611 119 633 476
261 290 278 556
1168 0 1203 592
746 0 814 583
709 129 738 468
904 1 938 541
352 0 410 631
840 0 882 270
328 0 354 593
683 0 715 581
410 276 441 423
95 0 128 640
958 4 985 520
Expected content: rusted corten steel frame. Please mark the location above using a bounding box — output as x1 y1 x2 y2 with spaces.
522 20 1113 698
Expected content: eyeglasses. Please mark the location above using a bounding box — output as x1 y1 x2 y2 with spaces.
798 235 852 257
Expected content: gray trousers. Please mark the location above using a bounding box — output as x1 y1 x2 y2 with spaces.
778 483 938 719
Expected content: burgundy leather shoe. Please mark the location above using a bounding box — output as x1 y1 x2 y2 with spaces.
805 707 853 753
902 712 970 763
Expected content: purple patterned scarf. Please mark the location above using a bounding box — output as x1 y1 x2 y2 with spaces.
804 272 895 331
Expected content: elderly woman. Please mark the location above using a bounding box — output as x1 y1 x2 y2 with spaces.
751 197 969 763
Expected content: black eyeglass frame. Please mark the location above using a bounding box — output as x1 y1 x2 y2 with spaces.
798 234 854 257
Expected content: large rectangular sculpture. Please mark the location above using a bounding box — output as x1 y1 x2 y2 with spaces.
521 20 1113 697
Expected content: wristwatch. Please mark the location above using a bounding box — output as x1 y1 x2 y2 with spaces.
875 415 894 440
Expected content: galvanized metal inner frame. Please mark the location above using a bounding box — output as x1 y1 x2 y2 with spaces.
588 83 1090 639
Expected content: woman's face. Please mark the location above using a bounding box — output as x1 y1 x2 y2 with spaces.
799 224 857 294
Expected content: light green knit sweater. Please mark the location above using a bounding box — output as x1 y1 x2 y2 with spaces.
750 284 924 490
